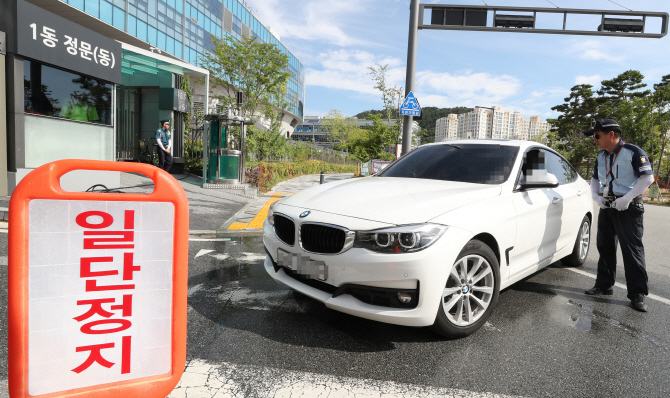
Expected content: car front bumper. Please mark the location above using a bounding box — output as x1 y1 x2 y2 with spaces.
263 218 473 327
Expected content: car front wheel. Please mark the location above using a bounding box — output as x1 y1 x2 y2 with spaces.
431 239 500 339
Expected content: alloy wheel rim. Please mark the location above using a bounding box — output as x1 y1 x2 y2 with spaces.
579 221 590 260
442 254 494 327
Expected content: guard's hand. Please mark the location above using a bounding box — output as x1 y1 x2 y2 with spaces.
594 196 608 210
613 197 630 211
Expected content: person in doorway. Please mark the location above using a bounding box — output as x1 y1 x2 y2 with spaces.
583 119 654 312
155 119 173 172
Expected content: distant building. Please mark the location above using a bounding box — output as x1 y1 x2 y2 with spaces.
435 106 551 142
435 114 458 141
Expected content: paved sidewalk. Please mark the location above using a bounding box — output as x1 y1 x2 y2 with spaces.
222 173 354 231
0 173 253 233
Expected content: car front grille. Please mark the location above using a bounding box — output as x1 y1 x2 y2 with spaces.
274 214 295 245
300 223 346 254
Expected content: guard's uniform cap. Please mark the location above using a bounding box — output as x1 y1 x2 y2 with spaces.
160 119 170 125
584 119 620 136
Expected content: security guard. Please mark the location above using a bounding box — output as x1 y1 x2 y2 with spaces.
155 119 173 172
583 119 654 312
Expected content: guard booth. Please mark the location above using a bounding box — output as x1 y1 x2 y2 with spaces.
204 112 252 185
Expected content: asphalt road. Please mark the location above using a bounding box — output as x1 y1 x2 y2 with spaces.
1 204 670 397
176 204 670 398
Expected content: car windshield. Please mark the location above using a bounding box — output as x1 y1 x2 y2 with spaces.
378 144 519 184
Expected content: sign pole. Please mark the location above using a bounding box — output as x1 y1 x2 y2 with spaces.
402 0 420 156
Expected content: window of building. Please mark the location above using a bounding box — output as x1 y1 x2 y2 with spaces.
24 60 113 126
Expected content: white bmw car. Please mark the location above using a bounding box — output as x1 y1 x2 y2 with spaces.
263 140 593 338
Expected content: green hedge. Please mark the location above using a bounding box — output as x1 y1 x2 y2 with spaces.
247 160 357 192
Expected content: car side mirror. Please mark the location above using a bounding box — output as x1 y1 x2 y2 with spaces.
517 173 559 190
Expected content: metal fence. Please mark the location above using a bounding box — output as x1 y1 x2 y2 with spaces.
571 163 594 181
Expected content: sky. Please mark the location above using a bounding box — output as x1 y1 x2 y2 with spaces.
251 0 670 120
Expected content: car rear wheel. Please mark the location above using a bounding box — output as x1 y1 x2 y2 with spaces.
561 215 590 267
431 239 500 339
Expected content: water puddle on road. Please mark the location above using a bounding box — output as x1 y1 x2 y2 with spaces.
567 300 670 351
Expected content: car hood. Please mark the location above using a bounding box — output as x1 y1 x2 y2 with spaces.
279 177 502 225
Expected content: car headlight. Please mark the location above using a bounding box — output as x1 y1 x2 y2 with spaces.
353 224 448 253
267 203 275 225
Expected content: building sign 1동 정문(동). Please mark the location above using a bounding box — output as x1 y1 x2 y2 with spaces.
15 0 121 84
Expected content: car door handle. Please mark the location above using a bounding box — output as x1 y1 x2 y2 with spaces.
552 197 562 205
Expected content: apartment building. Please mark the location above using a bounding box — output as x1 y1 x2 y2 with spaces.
435 114 458 141
434 106 551 142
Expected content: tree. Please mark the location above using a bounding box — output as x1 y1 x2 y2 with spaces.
546 84 605 163
651 84 670 176
322 109 360 158
245 125 289 161
349 115 396 162
598 70 650 110
199 34 292 156
199 34 291 120
368 64 404 151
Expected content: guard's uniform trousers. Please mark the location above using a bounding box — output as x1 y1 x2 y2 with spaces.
595 204 647 300
156 148 173 171
593 140 652 300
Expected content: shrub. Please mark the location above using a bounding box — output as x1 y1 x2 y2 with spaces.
246 160 357 192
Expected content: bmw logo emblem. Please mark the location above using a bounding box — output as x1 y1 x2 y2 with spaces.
300 211 310 218
462 286 469 294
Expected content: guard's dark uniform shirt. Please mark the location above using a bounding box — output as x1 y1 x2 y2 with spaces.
592 140 651 300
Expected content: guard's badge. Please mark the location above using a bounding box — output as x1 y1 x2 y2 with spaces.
641 156 647 164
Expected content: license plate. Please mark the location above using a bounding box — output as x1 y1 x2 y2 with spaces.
277 249 328 281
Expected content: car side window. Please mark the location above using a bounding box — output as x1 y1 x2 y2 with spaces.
518 149 547 185
545 152 577 185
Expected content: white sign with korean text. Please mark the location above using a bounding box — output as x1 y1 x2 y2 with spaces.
16 0 122 84
28 200 174 395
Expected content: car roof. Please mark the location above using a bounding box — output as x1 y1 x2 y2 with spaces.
427 139 549 151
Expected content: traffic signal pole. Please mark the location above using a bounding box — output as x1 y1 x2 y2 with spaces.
402 0 420 157
402 3 667 156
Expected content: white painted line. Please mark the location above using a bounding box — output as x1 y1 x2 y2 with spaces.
195 249 215 258
189 238 231 242
168 359 525 398
566 267 670 306
0 229 7 234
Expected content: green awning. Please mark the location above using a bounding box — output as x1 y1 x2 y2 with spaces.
121 49 193 75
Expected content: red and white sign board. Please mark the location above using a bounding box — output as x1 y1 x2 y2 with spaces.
9 160 188 398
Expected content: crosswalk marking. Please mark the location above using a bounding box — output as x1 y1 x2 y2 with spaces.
168 359 524 398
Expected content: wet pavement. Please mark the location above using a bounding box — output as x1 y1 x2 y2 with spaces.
170 228 670 398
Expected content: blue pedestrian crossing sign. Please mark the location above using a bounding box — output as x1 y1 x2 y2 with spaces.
400 91 421 117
